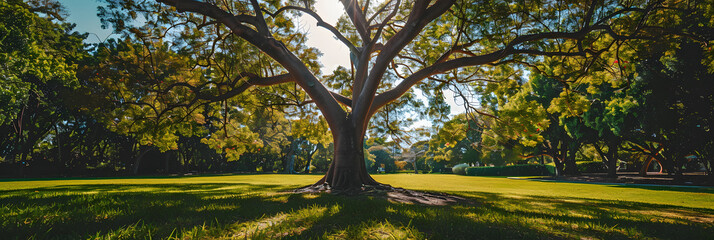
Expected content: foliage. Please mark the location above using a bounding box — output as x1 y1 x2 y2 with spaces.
365 145 396 173
451 163 469 175
626 40 714 176
465 164 556 176
479 75 544 148
426 114 482 167
471 0 714 177
0 0 78 126
577 161 607 174
0 0 89 173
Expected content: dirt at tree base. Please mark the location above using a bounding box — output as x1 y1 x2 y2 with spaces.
294 184 476 206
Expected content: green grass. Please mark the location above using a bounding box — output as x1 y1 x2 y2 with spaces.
1 174 712 239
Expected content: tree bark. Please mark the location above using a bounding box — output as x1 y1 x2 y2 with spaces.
54 124 62 166
285 140 299 174
286 154 296 174
304 145 317 173
705 158 714 182
164 151 171 173
594 141 619 178
132 146 151 175
563 147 579 176
552 154 564 176
313 116 380 193
606 141 619 178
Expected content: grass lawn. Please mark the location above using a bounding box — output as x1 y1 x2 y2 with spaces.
1 174 712 239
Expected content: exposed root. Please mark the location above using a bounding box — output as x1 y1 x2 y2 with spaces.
294 184 476 206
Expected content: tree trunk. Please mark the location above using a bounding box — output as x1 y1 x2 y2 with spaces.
595 142 619 178
18 152 27 177
552 154 564 176
539 155 545 165
286 154 296 174
304 146 317 174
164 151 171 173
606 141 619 178
133 146 151 175
285 140 298 174
672 153 684 182
706 158 714 183
54 124 62 165
548 141 568 176
313 118 379 193
563 147 579 176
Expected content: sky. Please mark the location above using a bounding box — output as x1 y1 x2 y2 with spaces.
58 0 466 128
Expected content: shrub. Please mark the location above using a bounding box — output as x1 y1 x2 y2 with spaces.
452 163 469 175
577 161 607 173
465 164 556 176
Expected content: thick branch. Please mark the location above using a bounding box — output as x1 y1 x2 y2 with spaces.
354 0 456 128
211 73 294 101
157 0 347 128
249 0 272 36
340 0 371 42
371 49 511 115
159 73 294 103
369 3 671 115
331 92 353 107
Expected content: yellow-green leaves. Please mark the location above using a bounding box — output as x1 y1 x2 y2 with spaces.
601 96 637 136
547 90 589 119
0 1 79 125
483 89 550 148
201 126 261 162
292 117 330 146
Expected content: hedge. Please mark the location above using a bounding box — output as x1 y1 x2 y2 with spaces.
452 163 469 175
577 161 607 173
465 164 556 176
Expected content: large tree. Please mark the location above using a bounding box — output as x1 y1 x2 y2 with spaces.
100 0 710 192
0 0 86 171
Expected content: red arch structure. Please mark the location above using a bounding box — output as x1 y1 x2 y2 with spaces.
640 156 664 176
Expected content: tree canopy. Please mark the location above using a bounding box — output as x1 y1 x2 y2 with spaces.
1 0 712 187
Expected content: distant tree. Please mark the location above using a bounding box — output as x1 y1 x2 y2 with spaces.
627 40 714 178
365 144 396 173
0 0 86 173
426 114 481 167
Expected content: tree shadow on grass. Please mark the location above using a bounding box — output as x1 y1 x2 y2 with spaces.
0 174 232 183
609 184 714 194
0 183 295 239
281 191 713 240
525 177 714 194
1 183 713 239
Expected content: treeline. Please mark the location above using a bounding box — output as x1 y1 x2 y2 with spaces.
0 1 338 177
418 36 714 178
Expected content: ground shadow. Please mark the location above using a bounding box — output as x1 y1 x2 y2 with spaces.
1 182 712 239
609 184 714 194
525 176 714 194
